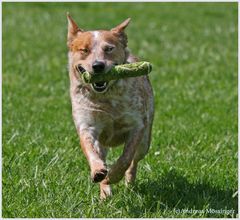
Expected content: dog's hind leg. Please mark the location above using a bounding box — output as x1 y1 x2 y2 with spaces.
97 147 112 200
100 182 112 200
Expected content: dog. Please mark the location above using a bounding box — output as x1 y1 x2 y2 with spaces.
67 14 154 199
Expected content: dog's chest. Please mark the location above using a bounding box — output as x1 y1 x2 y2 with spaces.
73 90 144 147
99 98 143 146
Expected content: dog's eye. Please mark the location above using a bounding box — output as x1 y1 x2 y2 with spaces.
79 48 89 54
104 46 115 53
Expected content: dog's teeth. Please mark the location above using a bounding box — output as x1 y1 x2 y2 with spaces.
93 82 107 88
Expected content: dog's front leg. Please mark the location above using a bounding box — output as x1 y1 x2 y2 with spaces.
103 128 144 184
79 129 108 183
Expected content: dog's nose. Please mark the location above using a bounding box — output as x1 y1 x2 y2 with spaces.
92 61 105 73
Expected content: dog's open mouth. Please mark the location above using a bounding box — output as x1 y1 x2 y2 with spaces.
91 81 109 93
75 64 110 93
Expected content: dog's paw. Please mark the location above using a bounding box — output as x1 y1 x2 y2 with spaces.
92 169 108 183
100 183 112 200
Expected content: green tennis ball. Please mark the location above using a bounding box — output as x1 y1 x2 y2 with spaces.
80 61 152 84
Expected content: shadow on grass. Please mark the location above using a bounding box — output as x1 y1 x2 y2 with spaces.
130 170 238 217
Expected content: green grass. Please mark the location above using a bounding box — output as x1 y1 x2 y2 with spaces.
2 2 238 218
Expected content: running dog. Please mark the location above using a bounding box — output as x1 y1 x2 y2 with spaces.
67 14 154 199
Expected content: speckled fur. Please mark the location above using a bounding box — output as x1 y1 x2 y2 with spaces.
67 14 154 199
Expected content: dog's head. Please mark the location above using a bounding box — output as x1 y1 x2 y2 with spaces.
67 14 131 93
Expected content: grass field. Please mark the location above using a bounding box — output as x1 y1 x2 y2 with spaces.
2 2 238 218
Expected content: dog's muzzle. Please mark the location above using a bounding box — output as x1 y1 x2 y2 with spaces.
76 64 109 93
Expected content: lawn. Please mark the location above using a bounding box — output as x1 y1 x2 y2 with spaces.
2 2 238 218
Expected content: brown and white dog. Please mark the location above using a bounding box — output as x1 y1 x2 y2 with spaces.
67 14 154 199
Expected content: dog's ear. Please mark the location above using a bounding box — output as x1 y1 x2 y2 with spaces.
111 18 131 47
67 13 83 47
111 18 131 33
